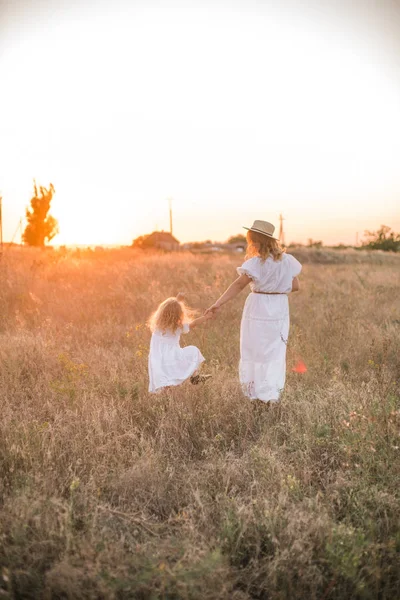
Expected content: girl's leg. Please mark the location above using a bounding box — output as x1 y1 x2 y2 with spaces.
190 368 212 385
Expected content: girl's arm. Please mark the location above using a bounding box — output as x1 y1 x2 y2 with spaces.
189 313 214 329
205 274 251 314
292 277 300 292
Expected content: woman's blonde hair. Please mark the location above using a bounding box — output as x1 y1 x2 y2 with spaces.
148 297 197 334
245 230 285 262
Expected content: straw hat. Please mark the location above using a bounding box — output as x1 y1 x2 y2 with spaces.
243 219 278 240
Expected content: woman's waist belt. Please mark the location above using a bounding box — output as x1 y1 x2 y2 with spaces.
252 291 287 295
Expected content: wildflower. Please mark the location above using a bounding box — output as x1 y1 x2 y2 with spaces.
70 478 80 492
286 474 299 491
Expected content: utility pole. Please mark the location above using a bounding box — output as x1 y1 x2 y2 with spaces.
168 197 173 236
19 218 23 244
279 213 285 246
0 194 3 254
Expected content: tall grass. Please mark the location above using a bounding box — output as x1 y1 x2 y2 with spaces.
0 247 399 599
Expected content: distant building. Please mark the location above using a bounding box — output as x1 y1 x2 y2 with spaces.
181 241 246 253
224 242 246 253
147 231 180 251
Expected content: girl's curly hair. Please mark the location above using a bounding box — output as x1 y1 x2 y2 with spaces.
245 229 285 262
148 297 197 334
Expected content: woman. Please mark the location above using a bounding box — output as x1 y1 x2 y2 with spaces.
206 220 301 404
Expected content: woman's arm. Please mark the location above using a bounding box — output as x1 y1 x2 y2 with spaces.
205 274 251 314
292 277 300 292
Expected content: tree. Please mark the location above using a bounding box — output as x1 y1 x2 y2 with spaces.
23 181 58 247
227 234 246 244
361 225 400 252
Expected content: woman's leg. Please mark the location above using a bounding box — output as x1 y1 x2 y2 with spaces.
240 315 290 402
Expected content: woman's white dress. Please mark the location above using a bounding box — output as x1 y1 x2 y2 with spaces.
237 253 302 403
148 324 205 393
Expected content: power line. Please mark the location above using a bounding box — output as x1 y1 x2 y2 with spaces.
0 195 25 252
3 216 25 252
11 218 22 244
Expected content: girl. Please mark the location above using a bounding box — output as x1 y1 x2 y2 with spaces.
206 220 301 404
148 294 213 393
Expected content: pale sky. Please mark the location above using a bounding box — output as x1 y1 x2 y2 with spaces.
1 0 399 246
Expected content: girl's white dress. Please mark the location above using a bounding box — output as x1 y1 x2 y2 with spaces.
237 253 302 403
148 324 205 393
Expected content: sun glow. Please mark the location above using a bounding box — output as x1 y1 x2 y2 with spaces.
1 1 400 245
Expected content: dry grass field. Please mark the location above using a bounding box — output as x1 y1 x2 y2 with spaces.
0 247 399 599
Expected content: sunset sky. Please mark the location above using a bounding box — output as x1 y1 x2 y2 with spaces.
1 0 399 246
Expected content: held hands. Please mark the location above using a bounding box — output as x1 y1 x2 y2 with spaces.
204 303 220 317
204 310 216 321
176 291 218 323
